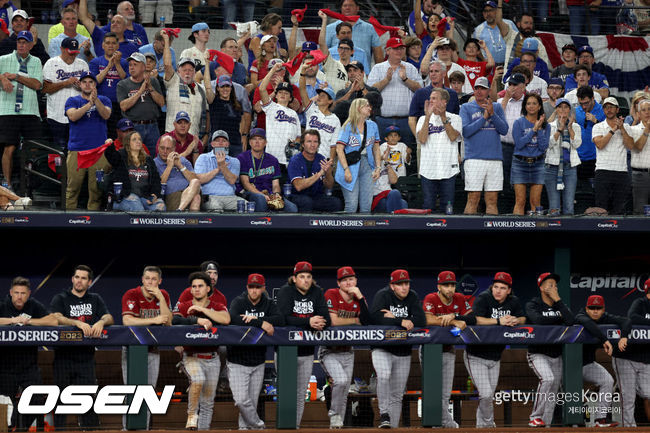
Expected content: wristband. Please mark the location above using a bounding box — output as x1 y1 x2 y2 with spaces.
609 130 615 135
180 167 187 172
497 317 501 325
402 76 408 82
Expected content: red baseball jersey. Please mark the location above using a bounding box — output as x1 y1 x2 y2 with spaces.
325 288 361 319
122 287 171 318
175 287 227 311
423 292 471 316
175 299 228 354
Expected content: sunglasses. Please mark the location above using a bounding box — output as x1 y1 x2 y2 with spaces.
587 306 604 310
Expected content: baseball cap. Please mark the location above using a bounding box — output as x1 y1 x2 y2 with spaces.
337 266 356 280
603 96 619 107
62 0 79 7
578 45 593 56
217 75 232 87
484 0 497 9
61 37 80 54
16 30 32 42
438 271 457 284
11 9 28 21
260 34 278 45
586 295 605 307
345 60 364 72
493 271 512 287
250 128 266 139
316 87 335 100
390 269 410 283
127 52 146 63
521 38 538 53
302 41 317 52
177 57 195 68
247 273 265 286
175 111 191 122
463 38 481 51
200 260 220 273
537 272 560 287
338 38 354 49
548 77 564 88
143 52 157 61
276 82 293 94
268 58 285 69
385 125 400 135
644 278 650 293
386 37 405 49
293 261 312 275
474 76 490 89
189 22 209 41
78 71 97 83
508 72 526 86
555 97 571 108
438 37 451 47
562 43 578 54
116 118 134 131
211 130 229 141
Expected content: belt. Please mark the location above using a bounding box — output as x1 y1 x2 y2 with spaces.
632 167 650 173
192 353 216 360
379 115 406 119
132 119 157 125
502 142 515 146
514 154 544 164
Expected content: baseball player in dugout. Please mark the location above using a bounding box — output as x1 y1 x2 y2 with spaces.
227 273 283 430
422 270 476 429
121 265 173 429
175 261 227 310
370 269 426 429
463 272 525 428
320 266 371 429
50 265 114 430
611 278 650 427
277 261 330 427
173 272 230 430
524 272 575 428
574 294 628 428
0 277 57 430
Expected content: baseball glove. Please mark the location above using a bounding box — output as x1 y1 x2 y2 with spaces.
266 192 285 210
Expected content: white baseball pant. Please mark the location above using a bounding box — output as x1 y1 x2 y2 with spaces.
463 351 499 428
226 361 266 429
296 354 314 427
320 350 354 420
181 352 220 430
583 361 615 419
527 352 562 425
371 349 410 428
612 357 650 427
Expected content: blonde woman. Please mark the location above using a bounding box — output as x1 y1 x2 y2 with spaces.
335 98 382 213
105 131 166 211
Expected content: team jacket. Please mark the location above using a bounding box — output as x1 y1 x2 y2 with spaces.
0 295 50 370
574 311 631 365
466 290 524 361
525 297 574 358
370 286 426 356
277 281 330 357
620 297 650 363
228 291 284 366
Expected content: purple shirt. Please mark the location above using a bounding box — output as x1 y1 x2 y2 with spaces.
237 150 281 193
154 155 193 194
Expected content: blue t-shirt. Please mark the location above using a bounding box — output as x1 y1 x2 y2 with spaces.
504 57 550 83
89 56 130 102
565 71 609 91
101 23 149 47
288 152 327 198
91 27 137 59
65 95 112 151
154 155 193 194
325 19 381 67
575 102 605 161
237 150 281 193
409 85 459 117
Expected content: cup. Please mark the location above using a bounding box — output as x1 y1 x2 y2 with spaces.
95 169 104 183
644 205 650 216
247 201 256 213
113 182 123 196
160 183 167 196
237 199 245 213
283 183 292 197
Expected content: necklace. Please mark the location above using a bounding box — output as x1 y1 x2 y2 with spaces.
251 152 265 177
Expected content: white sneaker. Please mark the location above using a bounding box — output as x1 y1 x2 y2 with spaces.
186 414 198 430
443 420 459 428
330 414 343 429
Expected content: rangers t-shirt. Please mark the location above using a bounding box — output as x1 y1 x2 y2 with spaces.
261 101 301 165
304 102 341 158
175 299 227 354
122 286 171 318
42 56 89 123
89 55 130 102
65 95 112 151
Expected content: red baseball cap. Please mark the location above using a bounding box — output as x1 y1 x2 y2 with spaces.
390 269 410 283
386 37 405 49
247 273 265 286
493 272 512 287
337 266 355 280
293 261 312 275
438 271 456 284
644 278 650 293
537 272 560 287
586 295 605 307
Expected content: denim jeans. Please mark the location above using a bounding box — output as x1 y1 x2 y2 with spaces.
544 162 577 215
222 0 256 28
245 191 298 213
114 193 166 211
134 122 161 157
291 193 342 212
568 5 600 34
421 175 456 212
373 189 408 213
632 170 650 214
48 119 69 151
342 158 373 213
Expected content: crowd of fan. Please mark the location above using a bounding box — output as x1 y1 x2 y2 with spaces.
0 0 649 215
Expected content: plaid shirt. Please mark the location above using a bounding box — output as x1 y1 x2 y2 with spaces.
164 73 207 136
0 52 43 117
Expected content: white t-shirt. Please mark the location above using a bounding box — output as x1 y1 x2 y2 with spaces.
565 88 603 108
447 62 472 95
592 120 631 172
42 56 89 123
416 112 462 180
180 46 207 69
261 101 301 165
526 75 548 100
628 123 650 168
373 142 409 195
304 102 341 159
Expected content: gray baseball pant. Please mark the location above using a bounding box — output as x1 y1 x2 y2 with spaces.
583 361 615 419
296 354 314 427
527 352 562 425
226 361 266 429
121 347 160 430
181 353 220 430
612 357 650 427
463 351 499 428
371 349 410 428
320 350 354 419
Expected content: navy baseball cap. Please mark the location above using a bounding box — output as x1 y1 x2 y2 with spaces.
302 41 317 52
385 125 401 135
548 77 564 88
16 30 33 42
555 98 570 107
175 111 190 122
484 1 497 9
578 45 593 56
117 118 134 131
78 71 97 82
316 87 335 100
508 73 526 86
345 60 364 71
61 37 80 53
250 128 266 139
562 43 578 54
62 0 79 6
276 82 293 94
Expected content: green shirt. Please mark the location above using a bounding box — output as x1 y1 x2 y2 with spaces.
0 52 43 117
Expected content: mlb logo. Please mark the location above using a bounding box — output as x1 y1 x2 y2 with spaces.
607 329 621 339
484 221 493 227
309 220 319 226
289 331 304 341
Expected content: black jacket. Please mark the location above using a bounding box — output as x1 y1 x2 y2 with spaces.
105 143 161 200
0 34 49 66
575 310 631 365
525 296 574 357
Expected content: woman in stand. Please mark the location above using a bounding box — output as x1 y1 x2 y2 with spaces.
512 93 550 215
335 98 382 213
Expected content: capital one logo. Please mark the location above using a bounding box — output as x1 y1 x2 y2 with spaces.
18 385 175 415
